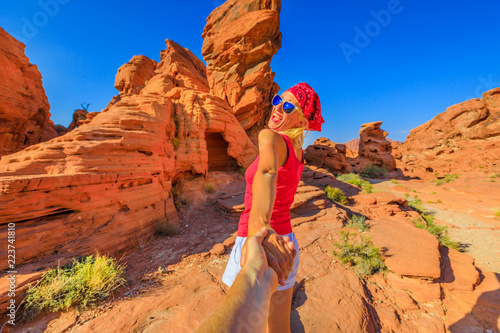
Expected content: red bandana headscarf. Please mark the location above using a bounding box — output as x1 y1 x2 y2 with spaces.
286 83 325 132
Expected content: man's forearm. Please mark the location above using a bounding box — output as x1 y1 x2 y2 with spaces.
195 266 276 333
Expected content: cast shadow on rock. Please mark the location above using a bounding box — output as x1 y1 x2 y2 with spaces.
290 280 307 333
448 273 499 333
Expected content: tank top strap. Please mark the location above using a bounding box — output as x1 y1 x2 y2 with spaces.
279 134 301 168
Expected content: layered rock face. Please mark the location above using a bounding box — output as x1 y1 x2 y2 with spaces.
201 0 281 142
304 137 353 173
398 88 500 178
0 39 258 271
349 121 396 173
0 27 58 157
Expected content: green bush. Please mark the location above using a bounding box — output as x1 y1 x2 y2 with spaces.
345 215 368 231
390 179 398 184
324 186 347 205
154 217 178 236
495 209 500 217
361 164 388 178
23 253 125 321
337 173 373 193
204 182 215 193
172 137 180 149
435 174 459 186
333 230 386 276
408 196 459 250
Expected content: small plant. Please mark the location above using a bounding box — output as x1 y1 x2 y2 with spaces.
154 217 178 236
390 179 398 184
408 197 459 249
337 173 373 193
435 174 459 186
345 215 368 231
204 182 215 193
333 230 386 276
171 183 181 198
361 164 388 178
431 192 437 194
23 253 125 321
324 186 347 205
488 179 496 182
172 137 180 149
80 102 91 111
495 209 500 217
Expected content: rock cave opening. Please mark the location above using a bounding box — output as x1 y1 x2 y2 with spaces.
205 132 237 171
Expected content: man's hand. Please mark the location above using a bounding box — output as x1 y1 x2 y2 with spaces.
241 228 296 286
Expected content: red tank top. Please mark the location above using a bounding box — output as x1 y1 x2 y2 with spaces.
237 133 304 237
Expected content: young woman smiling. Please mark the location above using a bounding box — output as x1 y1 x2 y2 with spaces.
222 83 324 332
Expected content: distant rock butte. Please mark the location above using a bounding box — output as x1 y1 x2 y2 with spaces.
397 87 500 178
349 121 396 173
304 137 353 173
0 27 58 157
202 0 281 143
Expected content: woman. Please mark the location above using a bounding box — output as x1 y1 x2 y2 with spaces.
222 83 324 332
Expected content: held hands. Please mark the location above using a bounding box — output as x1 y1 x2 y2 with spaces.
241 228 296 287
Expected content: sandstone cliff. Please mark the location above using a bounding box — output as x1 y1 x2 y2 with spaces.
202 0 281 143
398 87 500 178
0 27 58 157
0 39 258 274
304 137 353 173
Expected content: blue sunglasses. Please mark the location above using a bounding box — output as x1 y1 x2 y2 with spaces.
272 94 297 114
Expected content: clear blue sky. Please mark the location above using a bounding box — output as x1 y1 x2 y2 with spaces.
2 0 500 146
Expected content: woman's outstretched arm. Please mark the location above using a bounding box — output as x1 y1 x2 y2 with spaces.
245 129 294 286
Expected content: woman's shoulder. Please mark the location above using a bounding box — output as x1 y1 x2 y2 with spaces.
258 129 288 154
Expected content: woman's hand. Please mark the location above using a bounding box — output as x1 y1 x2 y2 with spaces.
241 229 296 286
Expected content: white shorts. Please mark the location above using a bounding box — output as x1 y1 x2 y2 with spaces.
222 231 300 291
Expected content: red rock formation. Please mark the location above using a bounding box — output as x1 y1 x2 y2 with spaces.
201 0 281 142
0 39 257 273
304 137 353 173
398 88 500 178
67 109 88 130
348 121 396 173
0 27 57 157
344 138 359 157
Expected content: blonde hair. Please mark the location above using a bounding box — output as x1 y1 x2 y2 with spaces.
277 106 310 148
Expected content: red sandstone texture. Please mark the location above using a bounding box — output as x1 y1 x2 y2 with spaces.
7 166 498 333
397 87 500 178
201 0 281 143
0 38 258 279
0 27 58 157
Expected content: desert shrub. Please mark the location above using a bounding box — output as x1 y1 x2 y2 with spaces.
408 196 459 249
154 217 178 236
435 174 459 186
495 209 500 217
345 215 368 231
204 182 215 193
172 137 180 149
23 253 125 321
361 164 388 178
324 186 347 205
390 179 398 184
337 173 373 194
333 230 386 276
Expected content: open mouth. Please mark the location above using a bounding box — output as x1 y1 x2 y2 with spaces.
271 112 283 122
